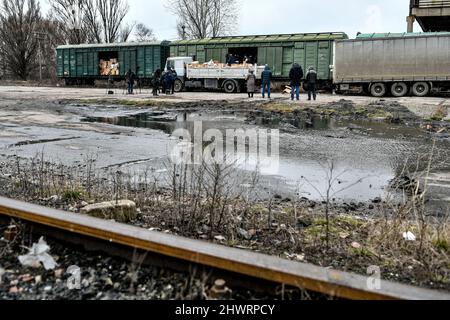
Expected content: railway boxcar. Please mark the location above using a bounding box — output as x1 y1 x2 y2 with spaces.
169 32 348 89
56 41 170 85
334 32 450 97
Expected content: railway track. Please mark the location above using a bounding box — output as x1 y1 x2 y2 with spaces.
0 196 449 300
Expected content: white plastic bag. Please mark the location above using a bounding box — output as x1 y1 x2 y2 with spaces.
403 231 416 242
18 237 57 270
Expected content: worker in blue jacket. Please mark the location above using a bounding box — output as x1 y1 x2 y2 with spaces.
261 65 272 99
289 63 304 101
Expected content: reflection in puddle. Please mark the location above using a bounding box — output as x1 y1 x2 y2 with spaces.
82 110 425 202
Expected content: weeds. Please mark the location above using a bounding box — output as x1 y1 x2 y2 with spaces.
0 150 449 291
430 105 449 121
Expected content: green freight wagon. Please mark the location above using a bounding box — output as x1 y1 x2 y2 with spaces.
56 41 170 85
169 32 348 89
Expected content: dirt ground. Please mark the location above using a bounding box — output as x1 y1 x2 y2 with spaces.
0 85 449 119
1 85 449 204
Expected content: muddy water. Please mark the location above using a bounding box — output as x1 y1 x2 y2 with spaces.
82 110 437 202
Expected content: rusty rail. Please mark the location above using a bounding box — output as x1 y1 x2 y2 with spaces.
0 196 449 300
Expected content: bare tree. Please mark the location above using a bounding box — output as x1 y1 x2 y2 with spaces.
169 0 238 39
48 0 132 44
119 21 135 42
47 0 87 44
97 0 130 43
134 22 155 42
35 17 66 82
0 0 41 80
208 0 237 37
82 0 102 43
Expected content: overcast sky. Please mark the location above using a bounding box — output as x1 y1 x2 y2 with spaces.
42 0 418 40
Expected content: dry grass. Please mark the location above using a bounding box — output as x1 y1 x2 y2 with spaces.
263 103 298 113
431 105 449 121
0 151 449 291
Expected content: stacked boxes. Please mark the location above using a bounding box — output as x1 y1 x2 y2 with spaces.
189 60 255 69
99 58 119 76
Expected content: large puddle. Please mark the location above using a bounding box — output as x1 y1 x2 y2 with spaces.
82 110 434 202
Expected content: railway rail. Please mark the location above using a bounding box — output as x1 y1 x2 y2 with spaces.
0 196 449 300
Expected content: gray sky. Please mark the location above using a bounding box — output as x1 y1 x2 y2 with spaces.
43 0 419 40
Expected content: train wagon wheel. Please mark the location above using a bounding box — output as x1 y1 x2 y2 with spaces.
370 83 386 97
412 82 430 97
174 79 184 92
391 82 408 97
223 80 237 93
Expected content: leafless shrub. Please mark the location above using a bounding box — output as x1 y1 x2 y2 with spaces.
300 160 364 249
164 158 242 238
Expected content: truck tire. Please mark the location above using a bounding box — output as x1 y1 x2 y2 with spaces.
412 82 430 97
391 82 408 97
223 80 237 93
370 83 387 97
174 79 184 92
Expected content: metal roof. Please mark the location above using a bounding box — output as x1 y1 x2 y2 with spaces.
57 41 169 50
357 32 450 39
172 32 348 45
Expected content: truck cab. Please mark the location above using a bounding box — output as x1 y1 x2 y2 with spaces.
165 57 193 78
164 57 193 92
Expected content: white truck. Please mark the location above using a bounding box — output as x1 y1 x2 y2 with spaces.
165 57 265 93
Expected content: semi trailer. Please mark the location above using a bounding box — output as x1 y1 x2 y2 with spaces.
333 32 450 97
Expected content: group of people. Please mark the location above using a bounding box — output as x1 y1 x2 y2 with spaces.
126 68 178 96
127 62 318 100
151 68 178 96
226 53 256 66
289 63 317 101
245 65 272 99
245 63 318 100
